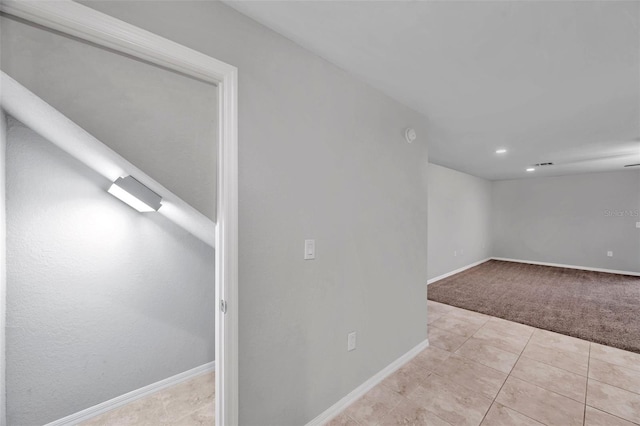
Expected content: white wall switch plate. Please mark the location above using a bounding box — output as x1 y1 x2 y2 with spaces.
636 222 640 228
607 251 613 257
347 332 356 351
304 239 315 260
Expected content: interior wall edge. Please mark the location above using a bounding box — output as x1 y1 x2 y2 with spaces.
427 163 493 280
1 107 7 426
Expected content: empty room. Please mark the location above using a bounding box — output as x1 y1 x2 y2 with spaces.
1 1 639 426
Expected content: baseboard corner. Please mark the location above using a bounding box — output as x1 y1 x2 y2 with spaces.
427 258 491 285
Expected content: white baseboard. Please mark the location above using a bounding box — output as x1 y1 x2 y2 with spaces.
492 257 640 277
305 339 430 426
45 361 215 426
427 258 491 285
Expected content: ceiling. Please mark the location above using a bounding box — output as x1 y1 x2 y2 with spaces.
226 1 640 180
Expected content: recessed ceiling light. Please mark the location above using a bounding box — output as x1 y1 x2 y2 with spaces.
526 168 535 172
495 149 507 154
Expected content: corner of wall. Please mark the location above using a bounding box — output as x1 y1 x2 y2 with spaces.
488 178 496 260
1 108 7 426
427 163 493 280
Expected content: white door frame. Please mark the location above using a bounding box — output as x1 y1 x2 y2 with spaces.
0 2 239 425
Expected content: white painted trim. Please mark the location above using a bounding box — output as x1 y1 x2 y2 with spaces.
1 73 215 247
0 2 239 424
215 46 239 426
491 257 640 277
44 362 215 426
427 258 491 285
0 1 233 84
305 339 430 426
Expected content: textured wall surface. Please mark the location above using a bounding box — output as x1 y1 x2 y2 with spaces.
427 163 492 279
78 2 430 424
492 170 640 273
0 15 218 220
6 118 215 425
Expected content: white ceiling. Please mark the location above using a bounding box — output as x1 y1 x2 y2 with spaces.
226 1 640 180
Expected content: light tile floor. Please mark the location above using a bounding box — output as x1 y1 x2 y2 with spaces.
329 301 640 426
80 371 214 425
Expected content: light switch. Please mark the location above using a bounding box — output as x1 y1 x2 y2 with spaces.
636 222 640 228
347 332 357 351
304 239 315 260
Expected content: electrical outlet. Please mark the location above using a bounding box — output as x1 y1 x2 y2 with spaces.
607 251 613 257
454 250 457 257
347 332 357 351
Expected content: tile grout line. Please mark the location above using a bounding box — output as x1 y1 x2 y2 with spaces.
583 342 591 426
501 333 592 407
476 327 538 426
586 357 640 396
469 321 629 424
484 327 596 423
429 303 640 426
443 307 594 378
589 349 640 373
429 307 488 353
587 376 640 396
375 397 403 426
432 301 640 425
518 349 588 378
585 377 640 425
439 311 532 397
370 342 452 426
426 306 495 425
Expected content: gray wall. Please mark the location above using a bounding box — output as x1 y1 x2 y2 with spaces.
492 170 640 273
6 118 215 425
427 163 492 280
78 2 430 424
1 110 6 426
0 14 218 221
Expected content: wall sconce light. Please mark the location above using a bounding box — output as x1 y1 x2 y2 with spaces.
108 176 162 212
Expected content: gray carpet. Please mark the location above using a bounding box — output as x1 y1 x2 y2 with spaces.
427 260 640 354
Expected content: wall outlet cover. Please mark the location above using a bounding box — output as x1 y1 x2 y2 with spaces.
607 251 613 257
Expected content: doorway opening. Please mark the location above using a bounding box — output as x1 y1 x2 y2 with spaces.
0 1 238 425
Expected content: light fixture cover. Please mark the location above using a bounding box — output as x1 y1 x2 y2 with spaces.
108 176 162 212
